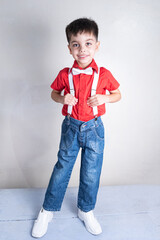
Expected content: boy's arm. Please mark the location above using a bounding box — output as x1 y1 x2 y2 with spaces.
105 88 121 103
51 89 78 106
87 88 121 107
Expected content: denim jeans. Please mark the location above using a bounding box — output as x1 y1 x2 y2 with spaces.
43 115 105 212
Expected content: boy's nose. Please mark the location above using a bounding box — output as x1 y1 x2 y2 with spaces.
80 45 86 52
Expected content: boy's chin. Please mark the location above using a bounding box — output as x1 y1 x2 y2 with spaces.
77 59 93 68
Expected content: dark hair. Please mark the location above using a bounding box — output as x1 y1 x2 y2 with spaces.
65 18 99 43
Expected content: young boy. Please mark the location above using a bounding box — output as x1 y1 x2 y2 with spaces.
32 18 121 238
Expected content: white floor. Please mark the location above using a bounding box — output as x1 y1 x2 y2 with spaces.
0 185 160 240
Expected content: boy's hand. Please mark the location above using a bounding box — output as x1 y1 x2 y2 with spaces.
87 90 121 106
87 94 109 107
64 93 78 106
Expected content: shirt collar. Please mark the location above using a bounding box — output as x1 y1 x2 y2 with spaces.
72 59 98 73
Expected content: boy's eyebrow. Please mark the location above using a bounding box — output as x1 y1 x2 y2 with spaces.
70 38 94 44
70 40 78 44
86 38 94 41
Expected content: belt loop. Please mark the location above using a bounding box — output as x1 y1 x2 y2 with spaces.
67 114 71 121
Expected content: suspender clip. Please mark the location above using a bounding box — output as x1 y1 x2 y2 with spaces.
67 114 70 119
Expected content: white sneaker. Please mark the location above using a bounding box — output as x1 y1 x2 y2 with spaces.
78 208 102 235
32 208 53 238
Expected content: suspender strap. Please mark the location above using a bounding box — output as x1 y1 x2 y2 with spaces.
68 68 75 115
91 68 100 117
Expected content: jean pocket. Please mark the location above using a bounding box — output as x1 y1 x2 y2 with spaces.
61 120 70 135
93 123 105 140
87 127 105 154
60 125 76 150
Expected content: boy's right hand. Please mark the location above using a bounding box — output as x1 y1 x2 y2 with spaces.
63 93 78 106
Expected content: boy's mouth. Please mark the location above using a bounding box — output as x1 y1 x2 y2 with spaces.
78 55 89 59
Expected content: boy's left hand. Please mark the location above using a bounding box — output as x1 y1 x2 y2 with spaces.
87 94 109 107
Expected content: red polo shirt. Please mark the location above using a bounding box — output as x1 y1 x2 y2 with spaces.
51 59 120 121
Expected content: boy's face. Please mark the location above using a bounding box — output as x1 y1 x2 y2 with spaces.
68 32 100 69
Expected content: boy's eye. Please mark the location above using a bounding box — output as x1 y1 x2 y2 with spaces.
73 43 79 48
86 42 92 46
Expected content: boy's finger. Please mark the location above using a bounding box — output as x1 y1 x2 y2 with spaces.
88 95 96 101
87 98 96 103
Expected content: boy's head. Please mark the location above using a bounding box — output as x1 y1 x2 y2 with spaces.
65 18 99 44
66 18 100 69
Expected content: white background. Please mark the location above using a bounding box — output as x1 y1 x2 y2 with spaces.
0 0 160 188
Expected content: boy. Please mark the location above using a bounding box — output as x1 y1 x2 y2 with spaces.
32 18 121 238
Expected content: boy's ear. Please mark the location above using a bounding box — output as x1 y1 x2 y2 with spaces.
96 41 100 51
68 44 72 54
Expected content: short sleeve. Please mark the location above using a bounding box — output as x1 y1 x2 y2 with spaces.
50 69 66 91
102 68 120 91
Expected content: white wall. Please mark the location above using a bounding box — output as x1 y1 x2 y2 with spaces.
0 0 160 188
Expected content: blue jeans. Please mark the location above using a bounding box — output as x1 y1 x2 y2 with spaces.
43 115 105 212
